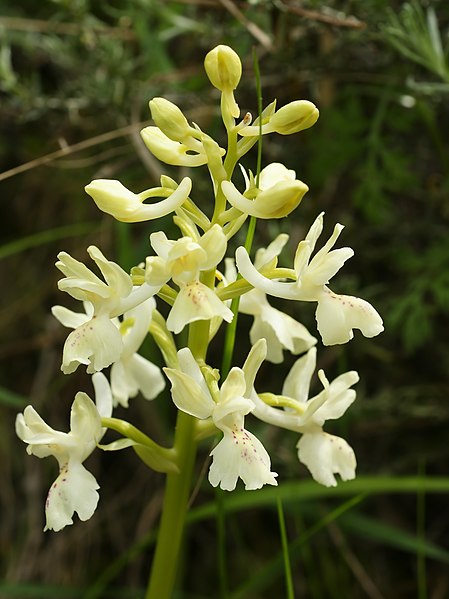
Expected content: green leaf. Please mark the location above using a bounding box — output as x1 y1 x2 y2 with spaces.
0 386 27 408
342 512 449 564
0 222 97 260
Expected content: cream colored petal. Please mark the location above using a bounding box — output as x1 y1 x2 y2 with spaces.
87 246 133 299
222 179 308 219
236 246 301 300
140 126 208 167
258 163 296 190
316 288 384 345
51 304 91 329
282 348 317 404
91 372 113 421
297 431 356 487
164 367 214 419
69 392 102 452
198 224 228 271
127 353 165 401
61 315 123 374
308 370 358 425
209 426 278 491
44 460 100 531
166 282 233 334
254 233 289 269
256 304 316 361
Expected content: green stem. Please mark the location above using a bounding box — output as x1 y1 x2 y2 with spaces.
145 410 197 599
277 496 295 599
145 312 211 598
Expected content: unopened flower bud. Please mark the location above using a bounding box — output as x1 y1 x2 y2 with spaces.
149 98 193 142
204 45 242 92
239 100 319 137
269 100 319 134
222 177 308 219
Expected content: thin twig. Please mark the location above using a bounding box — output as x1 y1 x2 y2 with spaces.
0 122 148 183
0 16 136 39
276 1 366 30
218 0 274 50
327 520 385 599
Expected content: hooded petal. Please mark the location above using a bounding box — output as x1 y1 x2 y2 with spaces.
140 126 208 167
85 177 192 223
222 179 308 219
258 163 296 190
69 392 102 457
164 366 215 419
166 281 233 334
165 347 215 419
198 224 228 271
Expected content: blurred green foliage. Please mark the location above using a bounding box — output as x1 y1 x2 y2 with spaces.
1 0 449 597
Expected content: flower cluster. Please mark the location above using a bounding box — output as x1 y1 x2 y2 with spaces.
17 44 383 531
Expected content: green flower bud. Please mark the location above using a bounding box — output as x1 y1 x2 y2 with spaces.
222 178 308 219
204 45 242 92
268 100 319 135
238 100 319 137
149 97 193 142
